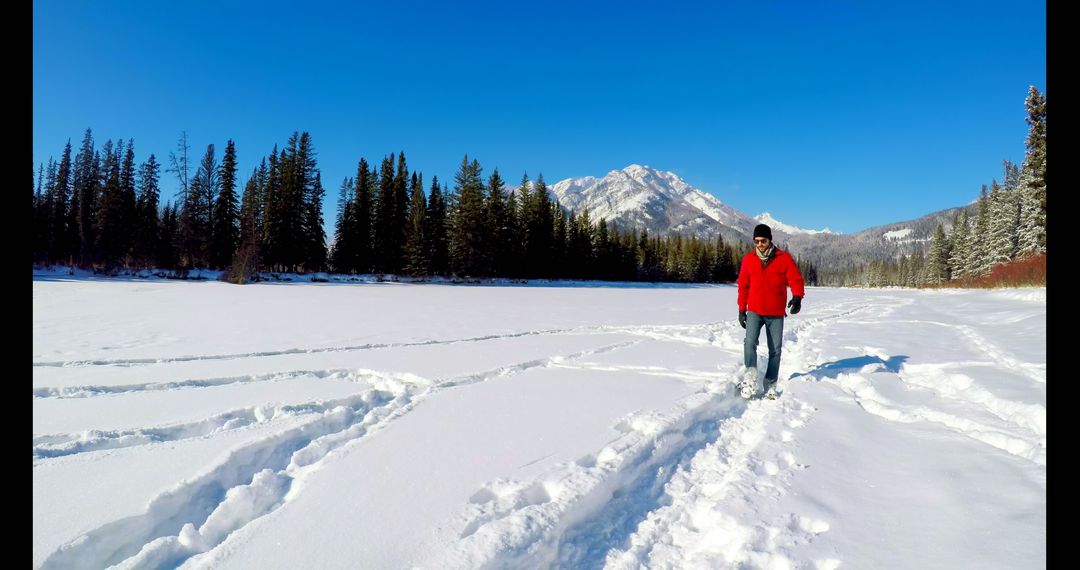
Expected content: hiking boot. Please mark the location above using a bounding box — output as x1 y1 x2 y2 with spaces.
764 383 782 400
738 369 758 399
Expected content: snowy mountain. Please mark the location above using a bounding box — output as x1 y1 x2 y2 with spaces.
547 164 759 244
882 228 914 241
782 203 975 270
543 164 976 272
545 165 841 244
754 212 834 235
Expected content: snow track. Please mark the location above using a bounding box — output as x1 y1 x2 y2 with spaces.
38 340 639 569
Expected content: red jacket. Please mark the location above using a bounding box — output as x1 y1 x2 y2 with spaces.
737 248 805 317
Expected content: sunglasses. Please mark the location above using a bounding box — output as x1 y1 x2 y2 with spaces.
753 238 770 244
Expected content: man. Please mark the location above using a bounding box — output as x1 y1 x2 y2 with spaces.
736 223 805 399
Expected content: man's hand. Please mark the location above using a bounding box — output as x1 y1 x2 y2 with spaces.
739 310 747 328
787 296 802 314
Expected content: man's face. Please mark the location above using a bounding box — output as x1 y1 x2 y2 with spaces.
754 237 771 253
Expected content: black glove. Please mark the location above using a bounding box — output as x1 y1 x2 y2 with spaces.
738 310 747 329
787 296 802 314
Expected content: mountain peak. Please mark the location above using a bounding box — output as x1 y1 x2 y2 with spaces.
755 212 835 235
548 166 759 244
618 164 660 180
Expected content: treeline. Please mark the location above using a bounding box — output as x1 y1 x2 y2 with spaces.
817 85 1047 288
30 129 329 277
328 154 753 283
33 132 761 284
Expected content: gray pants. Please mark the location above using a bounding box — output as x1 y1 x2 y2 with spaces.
744 311 785 389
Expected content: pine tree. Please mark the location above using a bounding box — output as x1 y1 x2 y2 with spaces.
235 160 268 280
448 155 488 276
248 158 269 254
637 230 659 281
134 154 161 267
158 201 180 269
948 211 971 279
266 143 291 270
1003 160 1021 191
274 138 299 271
289 133 326 272
617 227 635 281
986 182 1015 268
711 233 735 282
34 162 45 262
1001 160 1023 260
485 168 510 276
515 174 532 277
72 129 98 266
354 158 375 274
55 146 76 265
262 146 285 271
660 234 677 279
120 141 138 264
392 152 410 272
425 176 449 276
566 208 592 279
595 218 611 280
305 171 328 272
700 239 715 282
579 208 594 278
678 237 693 282
504 188 522 278
553 207 568 277
265 134 313 272
1019 85 1047 252
621 225 638 281
49 142 74 263
908 250 925 287
404 172 428 275
524 173 553 278
334 175 352 267
970 185 992 275
182 143 218 268
210 140 239 269
95 139 128 268
925 223 949 284
38 159 52 262
330 177 355 272
373 153 396 273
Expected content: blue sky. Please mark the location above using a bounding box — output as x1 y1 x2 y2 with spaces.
34 0 1045 234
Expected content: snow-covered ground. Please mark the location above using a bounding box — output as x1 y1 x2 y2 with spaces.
32 276 1045 569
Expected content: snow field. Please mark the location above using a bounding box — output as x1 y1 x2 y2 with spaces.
33 281 1045 569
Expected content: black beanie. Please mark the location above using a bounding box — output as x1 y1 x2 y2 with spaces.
753 224 772 241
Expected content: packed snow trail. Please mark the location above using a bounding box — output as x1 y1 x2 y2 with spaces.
603 289 1045 569
33 280 1045 569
